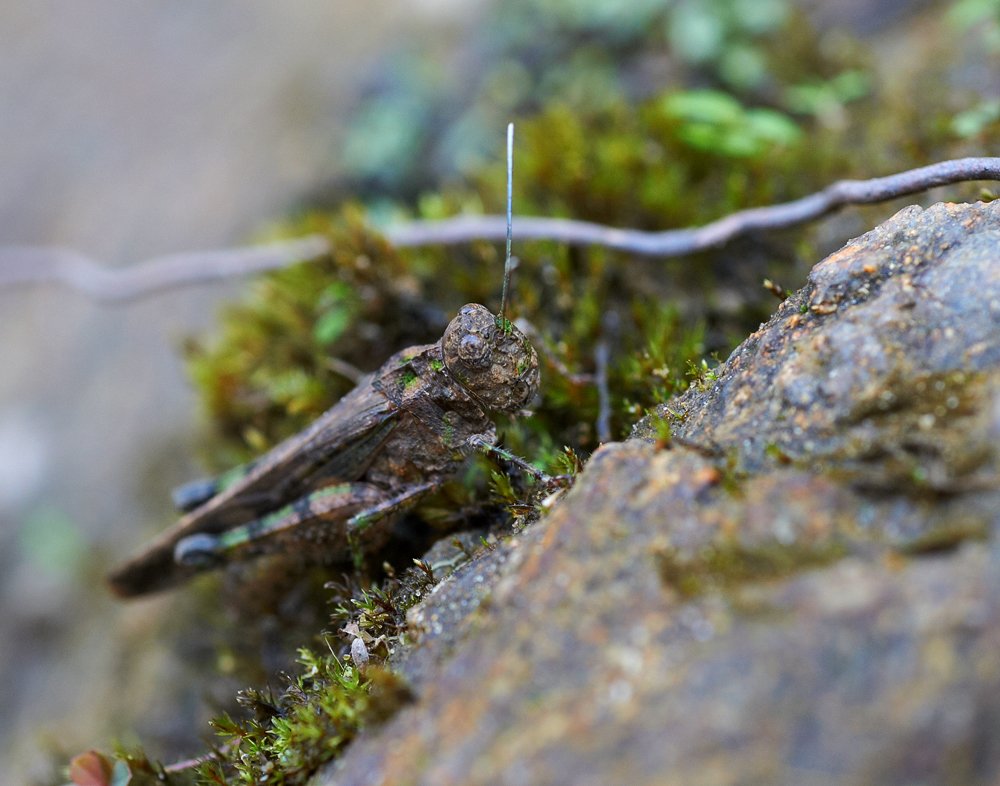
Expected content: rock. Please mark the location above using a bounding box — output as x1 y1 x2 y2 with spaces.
320 201 1000 786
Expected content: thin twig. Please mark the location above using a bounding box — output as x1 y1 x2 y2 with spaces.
162 750 221 774
593 310 619 444
593 339 612 444
324 356 366 385
0 235 330 302
388 156 1000 252
1 157 997 303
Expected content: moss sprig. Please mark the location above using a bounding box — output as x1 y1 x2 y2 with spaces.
197 647 410 786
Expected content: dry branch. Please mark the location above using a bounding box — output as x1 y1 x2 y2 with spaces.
1 157 997 303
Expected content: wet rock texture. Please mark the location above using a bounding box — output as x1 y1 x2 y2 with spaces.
322 201 1000 786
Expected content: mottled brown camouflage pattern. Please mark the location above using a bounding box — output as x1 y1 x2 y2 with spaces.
107 303 539 597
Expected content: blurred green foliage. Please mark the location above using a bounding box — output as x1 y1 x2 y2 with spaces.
338 0 867 192
947 0 1000 52
660 90 803 156
951 99 1000 139
19 504 84 578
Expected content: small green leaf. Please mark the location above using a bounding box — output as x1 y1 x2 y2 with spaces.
662 90 742 125
743 109 803 146
314 308 352 346
951 100 1000 139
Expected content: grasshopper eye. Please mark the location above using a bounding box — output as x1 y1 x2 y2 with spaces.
458 333 490 367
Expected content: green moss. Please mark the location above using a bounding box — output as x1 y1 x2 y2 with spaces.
330 560 438 652
645 413 675 447
184 207 441 468
186 47 974 471
197 649 411 786
685 356 721 393
495 314 514 334
185 561 437 785
655 538 848 598
899 519 990 555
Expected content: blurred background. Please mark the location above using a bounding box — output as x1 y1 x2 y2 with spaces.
0 0 996 783
0 2 487 782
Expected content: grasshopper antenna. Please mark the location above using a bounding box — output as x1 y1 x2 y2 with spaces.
498 122 514 325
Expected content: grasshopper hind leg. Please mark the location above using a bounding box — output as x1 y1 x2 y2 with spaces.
171 458 262 512
173 480 437 570
174 533 223 568
171 478 218 512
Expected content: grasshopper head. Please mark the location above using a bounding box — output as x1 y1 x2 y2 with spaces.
442 303 539 413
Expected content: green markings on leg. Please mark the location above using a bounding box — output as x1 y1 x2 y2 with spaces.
346 482 435 534
211 483 357 554
208 457 262 498
345 481 437 568
174 480 434 572
215 462 255 493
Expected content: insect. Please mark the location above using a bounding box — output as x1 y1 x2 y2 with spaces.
107 124 540 598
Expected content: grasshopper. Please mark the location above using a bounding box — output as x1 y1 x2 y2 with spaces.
107 125 540 598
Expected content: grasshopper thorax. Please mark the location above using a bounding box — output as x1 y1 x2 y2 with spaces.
442 303 539 413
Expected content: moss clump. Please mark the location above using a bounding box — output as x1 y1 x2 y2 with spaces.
189 564 437 784
68 650 412 786
184 207 440 466
188 85 830 475
196 648 411 786
330 559 439 656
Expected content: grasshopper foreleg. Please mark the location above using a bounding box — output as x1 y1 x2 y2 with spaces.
466 435 556 484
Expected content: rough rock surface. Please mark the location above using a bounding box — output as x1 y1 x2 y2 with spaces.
320 201 1000 786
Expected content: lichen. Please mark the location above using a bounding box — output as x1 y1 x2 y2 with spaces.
655 538 849 598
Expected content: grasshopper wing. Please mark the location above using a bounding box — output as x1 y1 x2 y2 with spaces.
107 377 400 597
